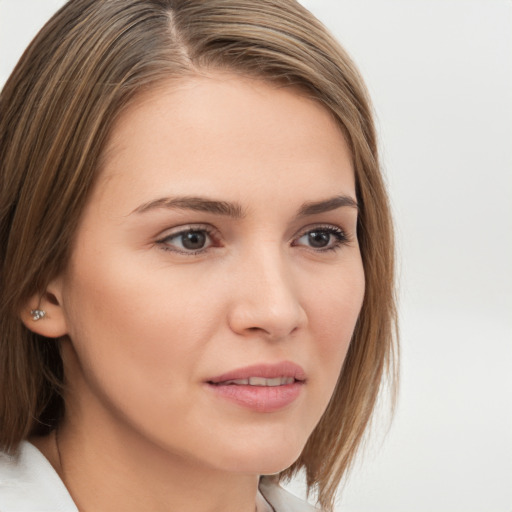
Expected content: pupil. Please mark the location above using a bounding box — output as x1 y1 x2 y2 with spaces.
308 231 330 248
182 231 206 250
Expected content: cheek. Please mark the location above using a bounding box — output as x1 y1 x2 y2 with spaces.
60 238 245 410
306 261 365 381
63 242 216 338
60 263 219 447
59 251 213 399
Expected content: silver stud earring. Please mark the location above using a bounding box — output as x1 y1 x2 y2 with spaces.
30 309 46 321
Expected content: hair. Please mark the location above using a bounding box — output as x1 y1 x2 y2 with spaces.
0 0 398 509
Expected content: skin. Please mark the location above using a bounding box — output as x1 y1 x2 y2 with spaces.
27 72 365 512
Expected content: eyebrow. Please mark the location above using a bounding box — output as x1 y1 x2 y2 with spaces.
297 195 359 216
131 194 358 218
131 196 245 218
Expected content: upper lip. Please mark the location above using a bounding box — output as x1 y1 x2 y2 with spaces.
207 361 306 384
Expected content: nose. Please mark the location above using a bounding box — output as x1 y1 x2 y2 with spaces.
227 249 307 340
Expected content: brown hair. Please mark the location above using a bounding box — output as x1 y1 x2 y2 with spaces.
0 0 397 509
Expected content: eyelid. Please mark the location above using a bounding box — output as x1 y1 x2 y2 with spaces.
155 224 220 254
291 223 351 251
293 223 348 239
156 223 215 239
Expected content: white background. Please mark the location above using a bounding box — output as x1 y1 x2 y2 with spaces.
1 1 511 511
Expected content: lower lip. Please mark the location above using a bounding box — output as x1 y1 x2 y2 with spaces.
207 382 303 413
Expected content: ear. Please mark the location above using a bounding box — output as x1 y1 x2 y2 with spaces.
20 277 68 338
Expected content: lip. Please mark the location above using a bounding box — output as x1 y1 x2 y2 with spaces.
206 361 306 413
207 361 306 384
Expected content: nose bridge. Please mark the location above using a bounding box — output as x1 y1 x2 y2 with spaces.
228 242 306 339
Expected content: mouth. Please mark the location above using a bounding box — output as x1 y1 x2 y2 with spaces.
212 376 296 387
207 360 306 385
206 362 305 412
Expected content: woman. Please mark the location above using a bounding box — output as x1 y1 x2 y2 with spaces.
0 1 397 511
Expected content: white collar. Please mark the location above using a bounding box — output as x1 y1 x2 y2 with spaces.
0 441 78 511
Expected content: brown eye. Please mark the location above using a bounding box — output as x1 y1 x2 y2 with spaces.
307 231 331 248
160 229 213 253
181 231 207 250
294 226 348 251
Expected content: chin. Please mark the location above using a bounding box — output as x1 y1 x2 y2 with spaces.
212 435 306 475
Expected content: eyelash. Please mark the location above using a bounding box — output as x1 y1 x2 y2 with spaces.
292 225 349 252
156 224 349 255
156 225 219 255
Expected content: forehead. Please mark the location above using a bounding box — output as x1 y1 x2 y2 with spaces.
93 72 354 211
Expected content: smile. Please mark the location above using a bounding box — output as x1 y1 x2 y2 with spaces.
206 362 306 412
207 361 306 384
216 377 296 386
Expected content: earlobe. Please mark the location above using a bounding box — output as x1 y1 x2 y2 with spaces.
21 279 69 338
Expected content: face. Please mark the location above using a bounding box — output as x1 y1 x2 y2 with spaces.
56 72 365 475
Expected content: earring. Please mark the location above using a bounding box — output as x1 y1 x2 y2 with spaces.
30 309 46 321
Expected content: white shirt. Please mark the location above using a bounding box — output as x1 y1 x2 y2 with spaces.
0 442 319 511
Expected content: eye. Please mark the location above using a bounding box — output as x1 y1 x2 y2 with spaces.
293 226 348 251
157 227 215 254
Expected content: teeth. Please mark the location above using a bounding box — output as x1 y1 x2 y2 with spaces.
223 377 295 386
225 378 249 385
249 377 269 386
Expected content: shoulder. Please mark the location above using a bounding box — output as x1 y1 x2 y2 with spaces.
0 441 77 512
259 477 323 512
